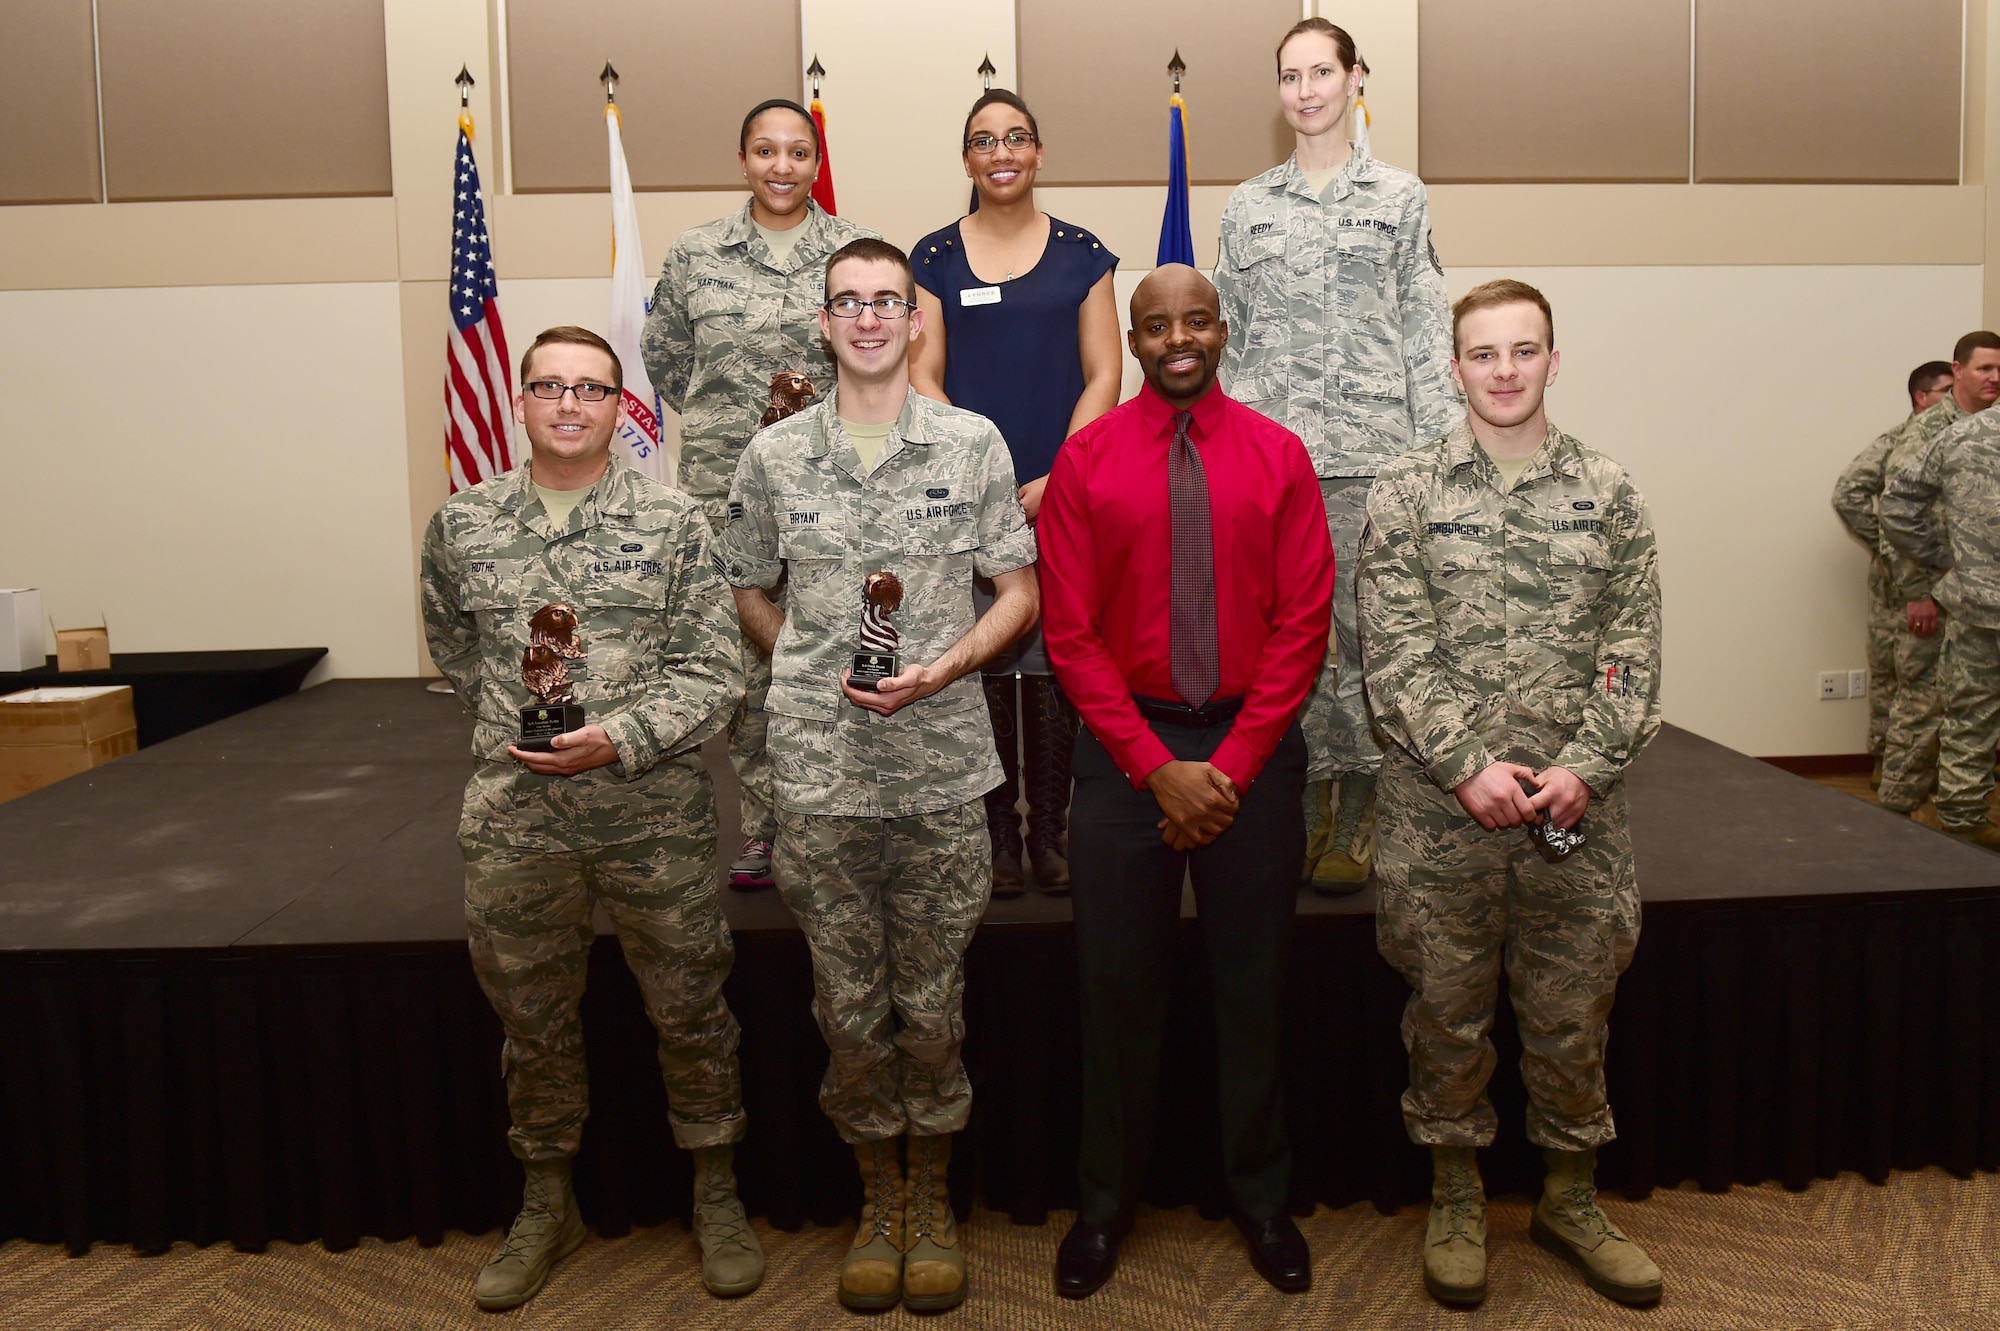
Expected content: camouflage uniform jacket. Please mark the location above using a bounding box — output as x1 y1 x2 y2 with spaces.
1881 403 2000 629
1832 426 1901 551
1215 147 1459 479
641 200 879 515
1358 418 1662 797
1875 392 1967 604
421 453 744 847
718 387 1038 818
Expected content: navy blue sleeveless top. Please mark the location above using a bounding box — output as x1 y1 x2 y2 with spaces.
911 217 1119 484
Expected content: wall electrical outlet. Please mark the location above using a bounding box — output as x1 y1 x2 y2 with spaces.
1819 671 1848 700
1849 669 1868 698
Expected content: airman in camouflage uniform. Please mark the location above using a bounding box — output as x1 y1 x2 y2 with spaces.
423 327 758 1308
720 238 1038 1312
1831 426 1908 768
1872 392 1969 812
643 198 878 888
1215 144 1459 891
1361 278 1663 1309
1881 405 2000 846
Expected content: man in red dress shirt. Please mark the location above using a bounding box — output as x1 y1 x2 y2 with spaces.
1039 264 1336 1298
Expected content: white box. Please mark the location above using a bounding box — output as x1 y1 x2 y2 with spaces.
0 589 44 672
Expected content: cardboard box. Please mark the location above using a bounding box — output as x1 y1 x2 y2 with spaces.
55 625 111 672
0 589 42 671
0 685 138 802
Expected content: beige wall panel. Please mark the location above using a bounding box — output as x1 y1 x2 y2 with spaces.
1695 0 1961 184
0 198 399 290
96 0 393 202
507 0 800 193
385 0 494 283
1427 184 1983 267
1334 0 1420 177
1018 0 1298 186
488 190 747 279
798 0 1016 251
0 0 101 205
0 282 417 678
1420 0 1689 183
1034 185 1232 272
1445 264 1981 756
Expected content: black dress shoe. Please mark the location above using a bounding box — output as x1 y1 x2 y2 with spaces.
1056 1216 1125 1299
1234 1212 1311 1293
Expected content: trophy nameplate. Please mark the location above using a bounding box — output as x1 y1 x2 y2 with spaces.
850 571 904 692
517 602 586 752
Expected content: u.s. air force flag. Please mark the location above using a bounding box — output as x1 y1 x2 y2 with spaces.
606 103 671 484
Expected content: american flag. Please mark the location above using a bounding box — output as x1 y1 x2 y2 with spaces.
446 123 514 493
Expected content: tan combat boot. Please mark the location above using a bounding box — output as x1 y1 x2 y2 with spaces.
1530 1148 1664 1306
1943 820 2000 852
902 1133 967 1311
691 1145 764 1297
840 1138 905 1311
475 1156 586 1311
1311 775 1376 895
1423 1146 1487 1306
1301 779 1335 884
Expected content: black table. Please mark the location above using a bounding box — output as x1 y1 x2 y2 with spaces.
0 648 326 748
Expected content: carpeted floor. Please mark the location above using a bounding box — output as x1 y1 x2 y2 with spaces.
5 1168 2000 1330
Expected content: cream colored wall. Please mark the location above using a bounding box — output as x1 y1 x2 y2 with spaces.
0 282 416 678
0 0 1992 756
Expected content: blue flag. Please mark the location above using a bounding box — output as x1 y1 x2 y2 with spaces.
1156 96 1194 267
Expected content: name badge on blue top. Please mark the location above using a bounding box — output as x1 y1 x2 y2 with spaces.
960 286 1002 307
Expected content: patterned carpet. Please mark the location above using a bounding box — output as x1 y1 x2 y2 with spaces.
5 1168 2000 1330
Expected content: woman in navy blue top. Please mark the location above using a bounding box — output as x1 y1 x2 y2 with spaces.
912 88 1122 899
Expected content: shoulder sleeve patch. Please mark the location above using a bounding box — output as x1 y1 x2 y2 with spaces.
1427 235 1444 276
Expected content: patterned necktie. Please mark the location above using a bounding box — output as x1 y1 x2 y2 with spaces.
1169 410 1219 710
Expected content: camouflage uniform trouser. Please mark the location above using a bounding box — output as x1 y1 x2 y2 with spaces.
1878 609 1946 812
730 628 775 841
1933 618 2000 831
1303 476 1383 782
1865 560 1901 759
773 800 991 1144
464 829 745 1160
1374 750 1641 1151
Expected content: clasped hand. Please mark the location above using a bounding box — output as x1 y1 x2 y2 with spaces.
508 723 619 776
842 664 944 716
1147 760 1240 850
1453 761 1590 831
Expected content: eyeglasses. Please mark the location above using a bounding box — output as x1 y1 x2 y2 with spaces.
525 380 616 402
824 296 914 319
964 130 1037 154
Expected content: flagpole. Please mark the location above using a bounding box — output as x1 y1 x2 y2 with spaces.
433 62 483 697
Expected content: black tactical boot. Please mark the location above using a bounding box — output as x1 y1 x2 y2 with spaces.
1023 675 1076 893
982 675 1026 897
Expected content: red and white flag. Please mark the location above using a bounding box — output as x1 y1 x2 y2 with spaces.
445 112 514 492
606 104 670 483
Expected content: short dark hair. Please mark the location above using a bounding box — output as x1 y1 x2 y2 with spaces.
825 237 915 301
961 89 1039 149
1451 279 1554 356
1909 360 1953 397
1953 331 2000 366
519 325 622 391
1276 17 1369 79
739 98 821 158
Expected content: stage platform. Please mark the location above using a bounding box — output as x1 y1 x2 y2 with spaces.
4 680 1999 1254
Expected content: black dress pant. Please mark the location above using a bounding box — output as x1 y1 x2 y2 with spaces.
1069 717 1307 1225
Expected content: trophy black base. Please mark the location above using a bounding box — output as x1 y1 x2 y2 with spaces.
517 702 587 752
850 652 900 693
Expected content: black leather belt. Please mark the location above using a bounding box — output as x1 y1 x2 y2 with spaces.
1133 695 1243 728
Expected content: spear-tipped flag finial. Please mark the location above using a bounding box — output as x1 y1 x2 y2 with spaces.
601 61 619 103
1168 49 1185 95
978 53 997 90
455 64 475 108
807 54 825 100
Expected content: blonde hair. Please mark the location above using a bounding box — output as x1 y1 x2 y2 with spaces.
1451 280 1554 356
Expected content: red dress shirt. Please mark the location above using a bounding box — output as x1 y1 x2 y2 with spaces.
1039 381 1335 791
